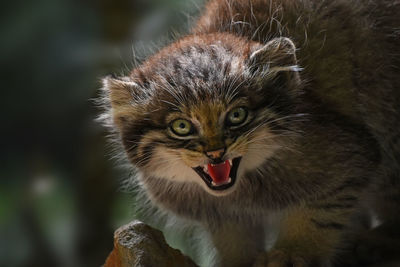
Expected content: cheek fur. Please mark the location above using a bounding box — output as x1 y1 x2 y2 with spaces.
180 149 208 167
141 146 204 184
232 128 282 172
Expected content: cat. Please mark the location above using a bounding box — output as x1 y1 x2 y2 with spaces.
99 0 400 266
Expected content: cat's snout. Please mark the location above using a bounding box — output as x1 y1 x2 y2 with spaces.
206 148 226 161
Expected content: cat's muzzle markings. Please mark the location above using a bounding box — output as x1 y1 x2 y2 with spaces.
193 157 242 191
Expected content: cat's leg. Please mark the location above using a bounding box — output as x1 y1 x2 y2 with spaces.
254 200 357 267
207 221 266 267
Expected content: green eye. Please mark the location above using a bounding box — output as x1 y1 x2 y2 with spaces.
170 119 193 136
227 107 248 126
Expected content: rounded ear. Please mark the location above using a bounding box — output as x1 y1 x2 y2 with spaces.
102 75 142 127
102 75 140 108
249 37 301 87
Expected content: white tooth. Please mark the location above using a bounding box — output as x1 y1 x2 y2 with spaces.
229 159 232 166
203 165 208 173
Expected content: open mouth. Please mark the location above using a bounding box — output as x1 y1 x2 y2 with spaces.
193 157 241 191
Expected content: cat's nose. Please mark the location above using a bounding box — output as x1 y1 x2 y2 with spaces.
206 148 225 160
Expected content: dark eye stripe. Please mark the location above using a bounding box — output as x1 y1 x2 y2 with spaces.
122 122 164 153
227 115 258 135
141 142 157 159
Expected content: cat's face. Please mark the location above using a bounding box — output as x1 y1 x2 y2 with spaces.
103 34 301 196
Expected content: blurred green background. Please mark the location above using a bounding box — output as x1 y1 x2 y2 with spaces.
0 0 203 266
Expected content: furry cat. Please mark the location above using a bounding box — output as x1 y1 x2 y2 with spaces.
100 0 400 266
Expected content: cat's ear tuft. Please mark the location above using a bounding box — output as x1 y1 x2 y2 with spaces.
249 37 301 85
102 76 141 127
102 76 140 108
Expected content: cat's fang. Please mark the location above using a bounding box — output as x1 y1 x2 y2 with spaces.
203 165 208 173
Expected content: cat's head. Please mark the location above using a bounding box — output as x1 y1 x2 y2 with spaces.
102 33 303 196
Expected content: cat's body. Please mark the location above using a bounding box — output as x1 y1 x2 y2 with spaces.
101 0 400 266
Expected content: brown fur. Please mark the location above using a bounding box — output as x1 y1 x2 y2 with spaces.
100 0 400 266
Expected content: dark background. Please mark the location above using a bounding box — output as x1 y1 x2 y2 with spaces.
0 1 203 266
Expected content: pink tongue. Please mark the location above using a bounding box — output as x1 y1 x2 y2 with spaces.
207 160 231 184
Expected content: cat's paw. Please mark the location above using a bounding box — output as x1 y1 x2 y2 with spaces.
253 250 307 267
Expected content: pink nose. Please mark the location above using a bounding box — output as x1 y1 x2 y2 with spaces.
206 148 225 159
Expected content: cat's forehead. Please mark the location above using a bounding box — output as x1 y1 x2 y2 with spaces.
169 42 240 67
187 100 226 118
163 94 247 120
180 97 248 120
136 34 252 82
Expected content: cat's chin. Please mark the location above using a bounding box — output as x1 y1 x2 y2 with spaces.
192 157 242 196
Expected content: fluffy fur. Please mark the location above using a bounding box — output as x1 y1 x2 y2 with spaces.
100 0 400 266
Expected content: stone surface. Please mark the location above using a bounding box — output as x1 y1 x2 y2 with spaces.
104 221 197 267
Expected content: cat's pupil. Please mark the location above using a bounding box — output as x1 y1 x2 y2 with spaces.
179 123 186 128
233 112 239 118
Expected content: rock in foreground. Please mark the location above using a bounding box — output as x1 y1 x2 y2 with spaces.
104 221 197 267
